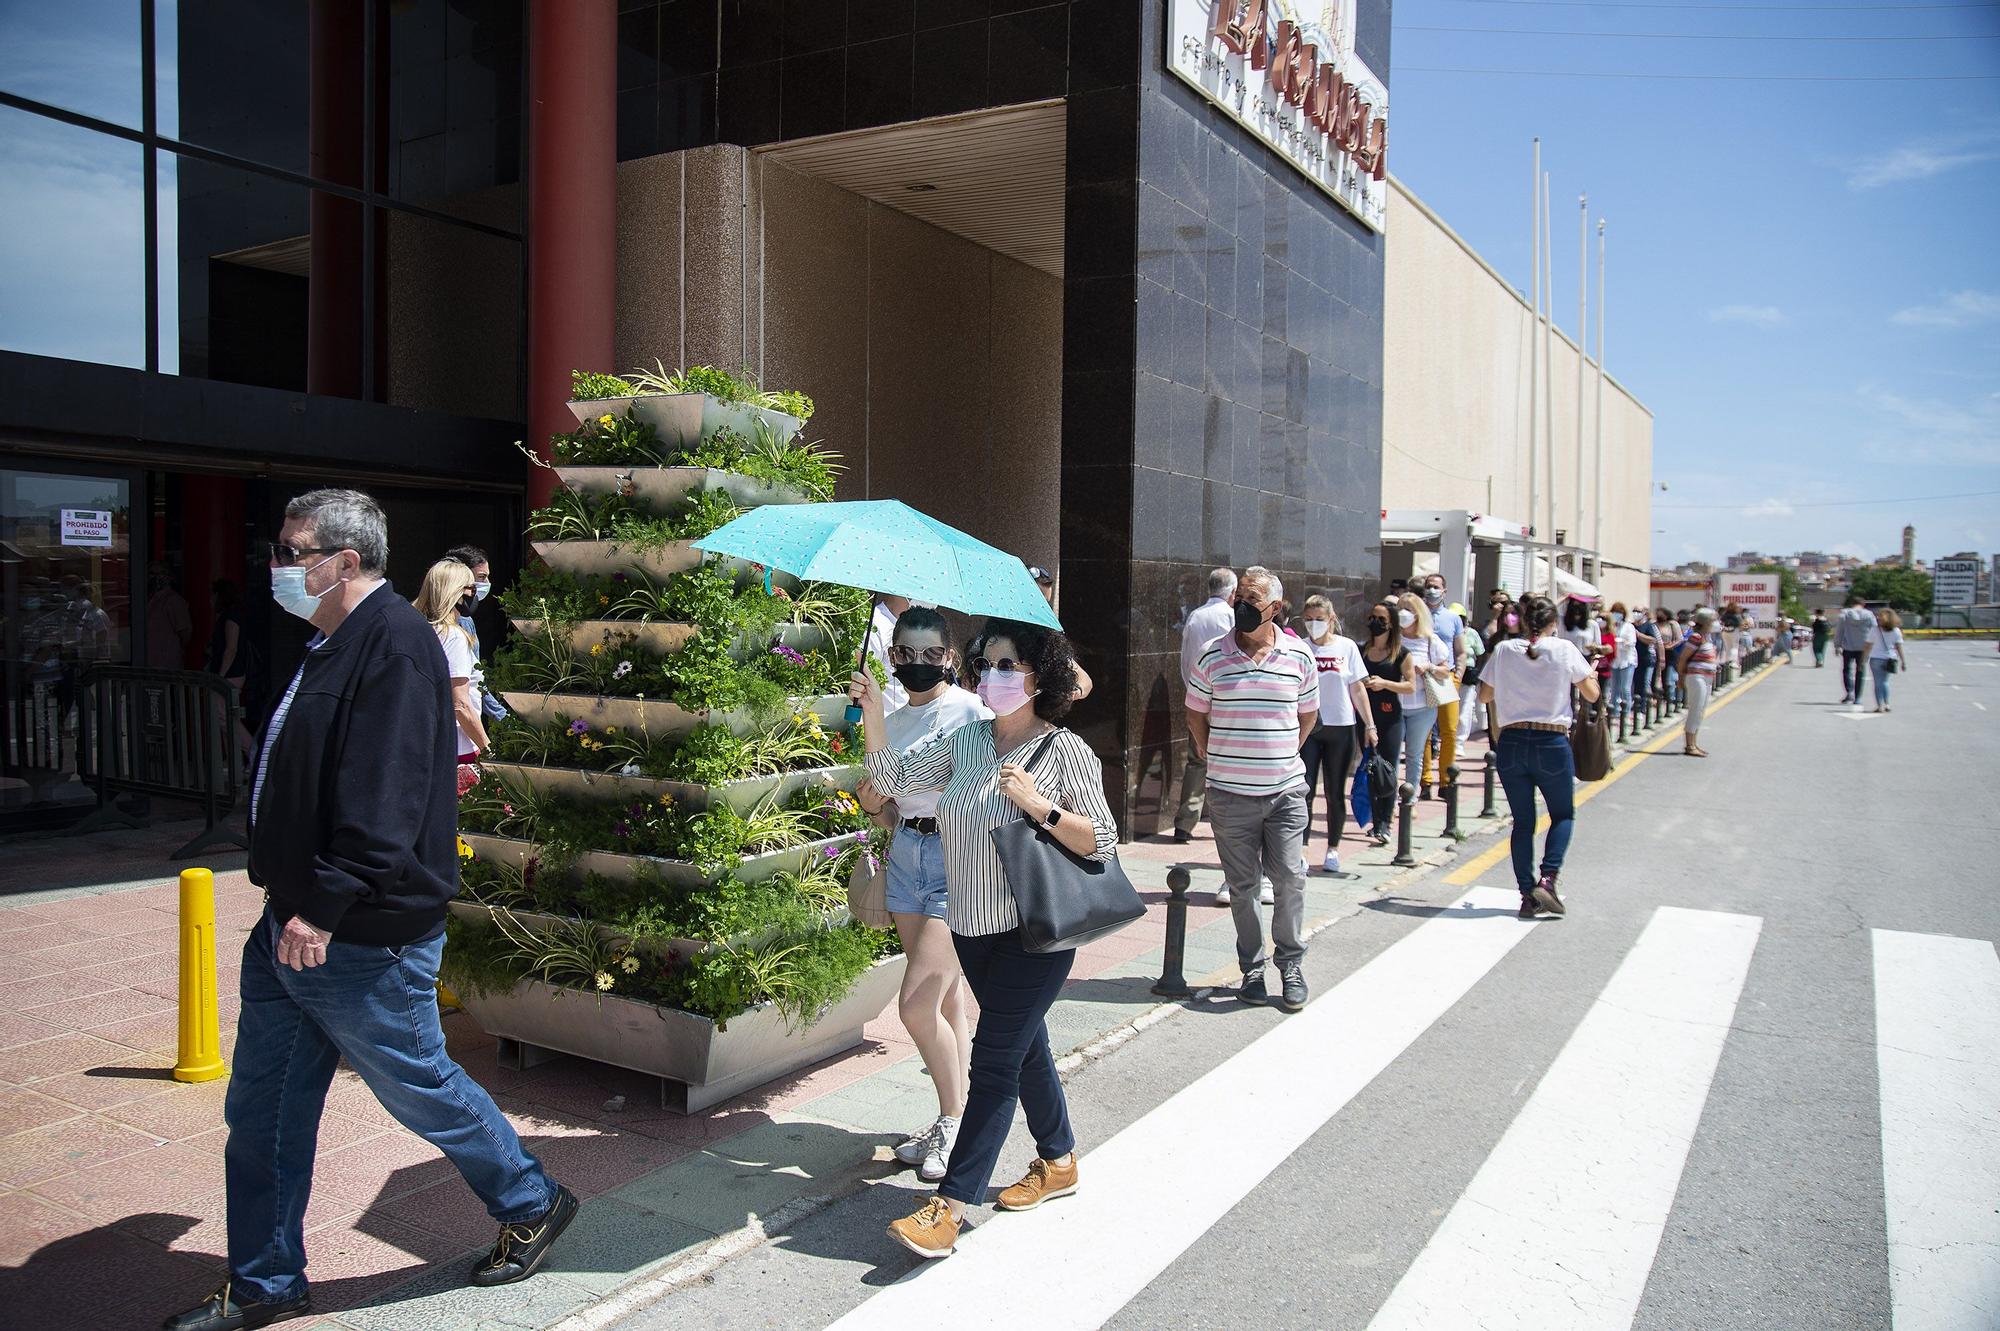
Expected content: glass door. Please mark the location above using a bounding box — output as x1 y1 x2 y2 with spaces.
1 466 141 823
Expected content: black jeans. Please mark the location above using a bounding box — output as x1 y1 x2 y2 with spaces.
1841 649 1867 699
1367 709 1402 833
939 930 1076 1206
1299 721 1358 848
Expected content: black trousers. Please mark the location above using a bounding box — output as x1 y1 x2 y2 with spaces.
1299 720 1359 848
1841 649 1867 699
1367 710 1403 832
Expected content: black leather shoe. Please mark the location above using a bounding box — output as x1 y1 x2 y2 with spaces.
1518 895 1541 920
470 1185 579 1287
1238 973 1268 1006
162 1281 310 1331
1276 961 1308 1013
1172 828 1192 844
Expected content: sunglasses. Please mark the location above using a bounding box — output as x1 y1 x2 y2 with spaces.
268 542 340 566
888 644 951 666
1027 566 1054 586
970 656 1032 676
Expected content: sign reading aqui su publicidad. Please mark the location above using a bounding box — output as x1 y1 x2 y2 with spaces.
60 509 114 548
1713 574 1780 629
1169 0 1389 233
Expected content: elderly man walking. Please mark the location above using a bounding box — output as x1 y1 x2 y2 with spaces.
1835 594 1875 706
167 491 574 1331
1184 566 1318 1013
1173 568 1238 845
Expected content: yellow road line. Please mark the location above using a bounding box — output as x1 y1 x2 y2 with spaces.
1443 664 1782 885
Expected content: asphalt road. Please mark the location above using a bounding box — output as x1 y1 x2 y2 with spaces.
610 644 2000 1331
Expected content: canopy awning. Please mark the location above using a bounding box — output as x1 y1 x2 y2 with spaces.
1529 555 1599 600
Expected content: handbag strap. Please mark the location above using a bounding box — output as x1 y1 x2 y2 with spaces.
1008 727 1064 823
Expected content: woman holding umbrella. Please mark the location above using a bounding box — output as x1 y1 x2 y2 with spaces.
850 619 1117 1260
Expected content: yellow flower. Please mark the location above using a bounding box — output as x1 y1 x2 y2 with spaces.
594 971 615 991
620 955 640 974
606 727 618 735
657 794 674 809
598 413 615 425
591 643 605 656
456 836 474 860
598 594 610 606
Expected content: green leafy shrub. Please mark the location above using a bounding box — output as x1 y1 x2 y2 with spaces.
570 370 637 402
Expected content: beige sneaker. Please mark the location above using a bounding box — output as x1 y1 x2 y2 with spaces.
886 1196 960 1260
995 1154 1079 1211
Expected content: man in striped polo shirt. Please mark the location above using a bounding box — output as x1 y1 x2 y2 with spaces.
1184 566 1318 1012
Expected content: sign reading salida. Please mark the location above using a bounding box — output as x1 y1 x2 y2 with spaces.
1169 0 1389 233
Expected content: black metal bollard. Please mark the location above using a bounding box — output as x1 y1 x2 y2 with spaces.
1617 703 1628 744
1152 867 1193 998
1480 750 1499 818
1442 765 1464 840
1393 781 1417 866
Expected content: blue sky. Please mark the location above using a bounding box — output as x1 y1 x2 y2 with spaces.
1385 0 2000 568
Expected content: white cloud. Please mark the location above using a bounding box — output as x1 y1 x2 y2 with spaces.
1741 498 1795 519
1891 290 2000 330
1708 304 1785 329
1846 139 2000 190
1857 385 2000 467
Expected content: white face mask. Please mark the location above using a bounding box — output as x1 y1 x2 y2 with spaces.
473 581 492 602
1303 618 1329 639
1397 609 1416 629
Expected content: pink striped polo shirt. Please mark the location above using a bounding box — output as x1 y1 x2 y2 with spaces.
1185 634 1319 796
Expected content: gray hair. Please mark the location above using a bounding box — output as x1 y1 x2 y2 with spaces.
1694 607 1718 628
286 488 389 574
1208 567 1237 598
1242 565 1284 603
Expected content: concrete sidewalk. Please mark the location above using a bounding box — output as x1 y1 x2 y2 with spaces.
0 695 1722 1330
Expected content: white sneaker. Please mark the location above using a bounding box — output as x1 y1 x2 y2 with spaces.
1259 879 1275 906
1321 851 1340 875
894 1115 947 1167
1215 883 1233 906
918 1116 960 1182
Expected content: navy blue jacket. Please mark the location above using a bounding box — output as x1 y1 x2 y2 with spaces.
248 584 460 946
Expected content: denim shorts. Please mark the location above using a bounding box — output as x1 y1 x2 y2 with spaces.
885 825 949 920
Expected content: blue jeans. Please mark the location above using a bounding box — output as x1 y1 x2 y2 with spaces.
939 930 1074 1206
1495 730 1577 895
225 911 554 1302
1609 664 1635 715
1397 704 1438 793
885 826 948 919
1869 657 1893 706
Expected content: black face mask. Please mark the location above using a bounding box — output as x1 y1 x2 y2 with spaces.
1234 600 1266 634
1367 618 1389 635
456 593 476 617
892 662 948 693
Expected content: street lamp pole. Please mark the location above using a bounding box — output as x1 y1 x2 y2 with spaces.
1594 218 1607 587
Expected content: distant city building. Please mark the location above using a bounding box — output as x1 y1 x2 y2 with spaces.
1726 550 1767 572
1902 525 1916 568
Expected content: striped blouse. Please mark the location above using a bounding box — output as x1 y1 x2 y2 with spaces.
1682 632 1719 678
864 721 1119 938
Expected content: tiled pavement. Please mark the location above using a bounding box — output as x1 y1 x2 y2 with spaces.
0 728 1560 1331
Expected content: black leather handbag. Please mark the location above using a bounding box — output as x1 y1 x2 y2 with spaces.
990 731 1145 954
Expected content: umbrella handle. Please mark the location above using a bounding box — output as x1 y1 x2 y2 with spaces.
846 603 874 727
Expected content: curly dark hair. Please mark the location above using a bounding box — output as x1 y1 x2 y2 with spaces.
966 618 1082 722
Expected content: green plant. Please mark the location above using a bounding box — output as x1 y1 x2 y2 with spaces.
548 408 675 467
761 389 814 422
570 370 637 402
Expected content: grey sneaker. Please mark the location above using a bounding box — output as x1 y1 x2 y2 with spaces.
895 1116 947 1167
1277 961 1308 1013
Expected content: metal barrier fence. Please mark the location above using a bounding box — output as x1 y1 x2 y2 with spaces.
80 667 247 858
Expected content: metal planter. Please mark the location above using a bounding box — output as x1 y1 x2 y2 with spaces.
458 831 863 889
480 760 863 815
455 955 904 1114
554 465 814 512
530 539 781 588
499 690 853 739
565 392 804 450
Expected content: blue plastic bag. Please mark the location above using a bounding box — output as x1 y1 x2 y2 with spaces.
1351 745 1374 830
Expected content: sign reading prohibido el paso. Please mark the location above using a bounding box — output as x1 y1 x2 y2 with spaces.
1168 0 1389 232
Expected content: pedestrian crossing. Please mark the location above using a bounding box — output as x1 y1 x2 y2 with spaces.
826 895 2000 1331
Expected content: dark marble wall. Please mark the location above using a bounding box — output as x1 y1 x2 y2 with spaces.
1061 2 1388 835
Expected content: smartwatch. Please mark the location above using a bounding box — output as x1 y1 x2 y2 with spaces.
1041 805 1062 830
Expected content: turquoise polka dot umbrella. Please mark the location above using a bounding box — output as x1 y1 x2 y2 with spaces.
693 500 1062 629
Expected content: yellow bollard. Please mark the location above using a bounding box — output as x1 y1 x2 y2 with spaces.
173 868 228 1083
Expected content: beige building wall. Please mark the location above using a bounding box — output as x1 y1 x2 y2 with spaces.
1383 177 1653 607
612 145 1064 574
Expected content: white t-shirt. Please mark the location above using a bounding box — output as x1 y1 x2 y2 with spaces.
1400 633 1450 705
865 602 909 715
1306 632 1365 727
1612 620 1638 668
879 686 990 819
1481 636 1595 729
1867 625 1903 661
438 625 478 756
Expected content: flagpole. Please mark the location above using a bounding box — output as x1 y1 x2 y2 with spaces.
1577 191 1588 588
1594 218 1607 588
1543 170 1556 596
1528 138 1540 595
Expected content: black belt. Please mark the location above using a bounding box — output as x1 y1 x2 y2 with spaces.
902 817 939 835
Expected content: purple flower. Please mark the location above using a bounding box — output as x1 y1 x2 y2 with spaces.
614 821 630 837
822 844 840 860
567 719 590 737
612 572 628 583
771 644 808 668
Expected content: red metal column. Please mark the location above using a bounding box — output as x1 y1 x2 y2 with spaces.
525 0 617 507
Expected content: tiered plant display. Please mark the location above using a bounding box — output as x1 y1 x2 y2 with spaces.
443 366 904 1112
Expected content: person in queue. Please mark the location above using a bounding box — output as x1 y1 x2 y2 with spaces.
1359 599 1417 846
1394 592 1451 801
167 491 573 1331
855 607 988 1184
413 559 490 770
1479 595 1599 921
1607 601 1638 723
1866 607 1908 712
851 619 1117 1260
1630 603 1658 717
1654 608 1684 703
1185 567 1318 1010
1298 595 1374 875
1673 607 1722 758
1173 568 1238 845
1418 573 1464 798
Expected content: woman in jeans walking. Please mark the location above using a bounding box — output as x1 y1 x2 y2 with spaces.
1478 596 1600 920
1359 601 1417 845
1673 608 1722 758
852 620 1117 1260
1867 608 1908 711
1297 596 1375 874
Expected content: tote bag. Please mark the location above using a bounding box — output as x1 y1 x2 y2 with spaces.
1570 696 1612 782
845 800 897 930
990 731 1145 954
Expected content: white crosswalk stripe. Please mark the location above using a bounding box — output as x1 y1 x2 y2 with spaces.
1366 906 1762 1331
1873 929 2000 1331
